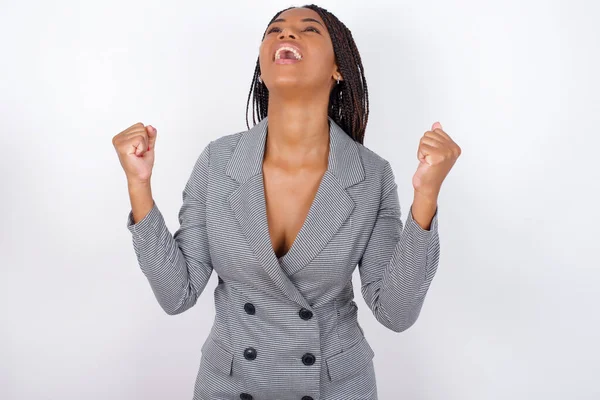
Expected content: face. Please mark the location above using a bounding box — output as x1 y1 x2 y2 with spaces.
258 7 342 93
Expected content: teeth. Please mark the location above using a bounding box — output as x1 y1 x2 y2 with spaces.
275 46 302 60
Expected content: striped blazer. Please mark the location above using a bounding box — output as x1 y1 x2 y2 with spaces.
126 116 441 400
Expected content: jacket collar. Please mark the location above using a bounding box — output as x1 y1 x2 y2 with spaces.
225 116 364 188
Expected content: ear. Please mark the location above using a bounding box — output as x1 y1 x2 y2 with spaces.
332 64 343 82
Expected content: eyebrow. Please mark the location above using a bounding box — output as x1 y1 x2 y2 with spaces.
271 17 324 27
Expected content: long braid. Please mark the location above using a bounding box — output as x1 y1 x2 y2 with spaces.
245 4 369 144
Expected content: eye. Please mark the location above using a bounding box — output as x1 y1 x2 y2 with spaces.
303 26 320 33
266 25 321 34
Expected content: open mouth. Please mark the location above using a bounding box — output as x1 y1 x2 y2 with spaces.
273 46 303 63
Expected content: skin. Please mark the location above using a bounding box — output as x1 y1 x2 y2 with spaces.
257 7 460 258
412 121 461 230
258 7 343 257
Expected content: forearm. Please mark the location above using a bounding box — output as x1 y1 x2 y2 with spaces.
128 203 201 315
411 189 439 231
128 181 155 224
379 177 443 330
372 208 440 332
125 142 214 316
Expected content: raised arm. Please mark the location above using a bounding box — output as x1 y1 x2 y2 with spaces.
358 161 440 332
359 121 460 332
126 142 214 315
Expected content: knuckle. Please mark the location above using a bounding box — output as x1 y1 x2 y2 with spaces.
451 145 459 157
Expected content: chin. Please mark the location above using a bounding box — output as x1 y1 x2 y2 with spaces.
267 76 306 91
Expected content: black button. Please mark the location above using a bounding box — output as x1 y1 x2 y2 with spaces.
301 353 316 366
240 394 253 400
244 303 256 315
302 397 314 400
218 276 224 284
244 347 257 360
299 308 313 320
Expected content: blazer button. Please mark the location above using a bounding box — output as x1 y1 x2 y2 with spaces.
301 353 316 366
301 397 314 400
298 308 313 320
218 276 224 284
244 347 257 361
240 393 253 400
244 302 256 315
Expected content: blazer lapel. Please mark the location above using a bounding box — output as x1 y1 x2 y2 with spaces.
226 117 365 307
278 118 365 277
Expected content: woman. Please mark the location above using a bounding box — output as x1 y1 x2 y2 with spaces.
112 4 460 400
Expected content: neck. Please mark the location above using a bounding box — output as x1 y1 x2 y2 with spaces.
264 90 330 168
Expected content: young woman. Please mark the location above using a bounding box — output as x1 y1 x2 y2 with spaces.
113 4 460 400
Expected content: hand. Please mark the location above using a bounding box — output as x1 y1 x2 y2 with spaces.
112 122 157 185
412 122 461 198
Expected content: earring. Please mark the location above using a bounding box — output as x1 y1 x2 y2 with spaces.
258 75 262 83
336 76 341 85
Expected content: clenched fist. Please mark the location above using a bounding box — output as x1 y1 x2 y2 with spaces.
112 122 157 185
412 122 461 198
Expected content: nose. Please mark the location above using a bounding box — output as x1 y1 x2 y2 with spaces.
278 27 297 40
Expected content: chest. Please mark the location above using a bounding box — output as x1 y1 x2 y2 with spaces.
263 164 326 259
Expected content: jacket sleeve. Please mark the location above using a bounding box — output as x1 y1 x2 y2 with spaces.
358 161 441 332
125 142 213 315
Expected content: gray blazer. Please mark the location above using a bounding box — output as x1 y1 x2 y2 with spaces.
126 116 441 400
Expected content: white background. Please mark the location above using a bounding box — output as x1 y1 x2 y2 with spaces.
1 0 599 399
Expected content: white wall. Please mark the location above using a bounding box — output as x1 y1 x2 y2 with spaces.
1 0 598 399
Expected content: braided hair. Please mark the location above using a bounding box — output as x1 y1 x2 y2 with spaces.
245 4 369 144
